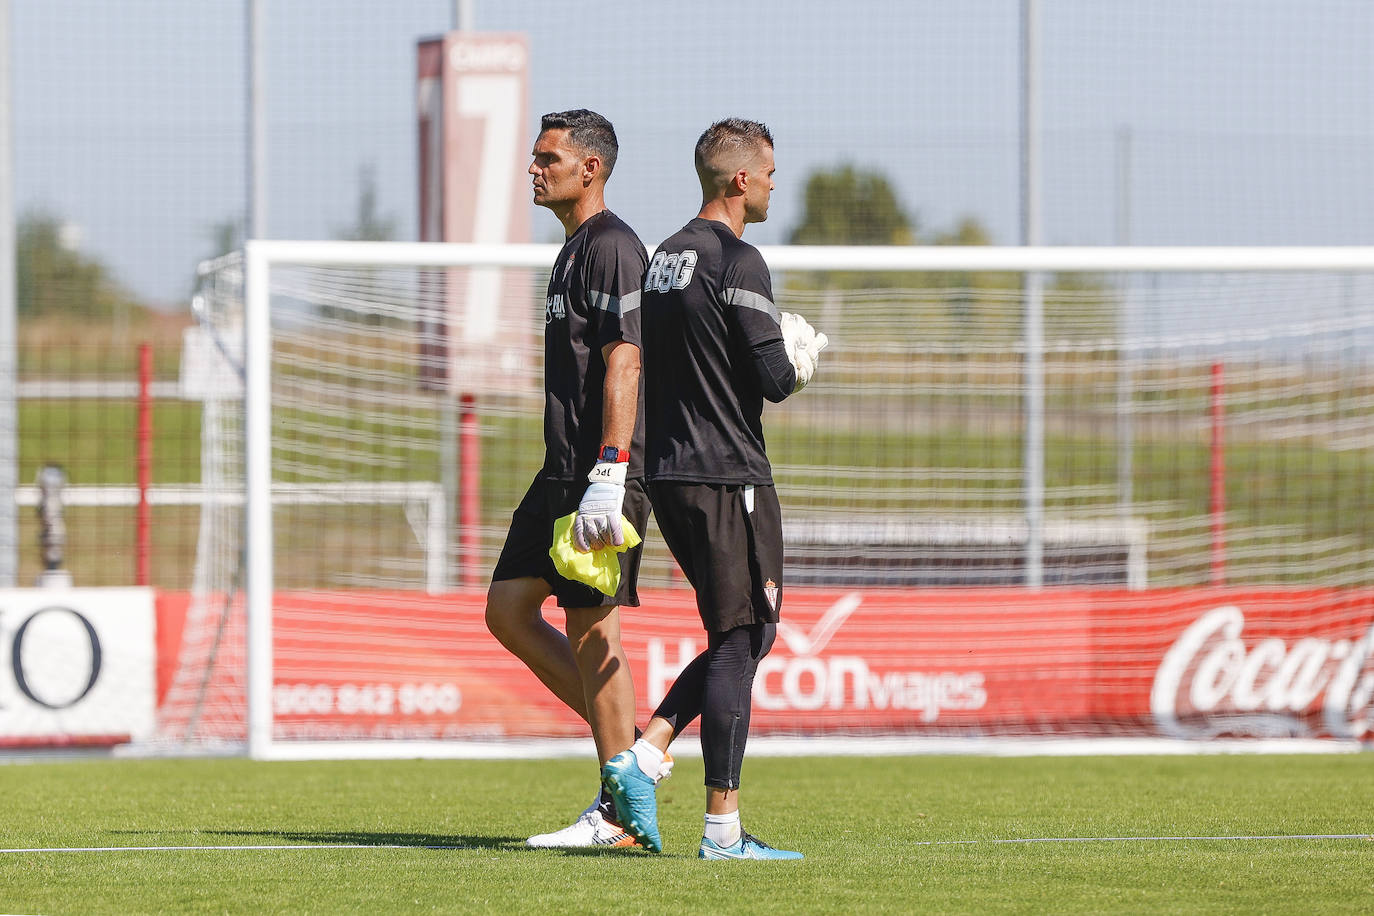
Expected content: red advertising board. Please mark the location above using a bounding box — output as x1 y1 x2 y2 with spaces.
155 588 1374 744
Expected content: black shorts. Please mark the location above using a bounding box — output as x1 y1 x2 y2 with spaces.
492 473 649 608
647 481 784 632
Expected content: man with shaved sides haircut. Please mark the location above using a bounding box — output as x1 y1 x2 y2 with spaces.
600 118 828 859
486 109 669 850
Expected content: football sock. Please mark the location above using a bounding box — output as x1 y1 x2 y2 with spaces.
630 738 665 781
704 810 742 848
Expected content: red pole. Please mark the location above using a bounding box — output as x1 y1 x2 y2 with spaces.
136 342 153 586
459 392 482 588
1209 360 1225 585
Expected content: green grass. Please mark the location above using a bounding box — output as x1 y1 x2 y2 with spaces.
19 400 204 485
1 754 1371 913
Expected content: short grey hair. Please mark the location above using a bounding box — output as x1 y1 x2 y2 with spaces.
694 118 773 193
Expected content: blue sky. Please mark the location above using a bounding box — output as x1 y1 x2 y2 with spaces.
11 0 1374 307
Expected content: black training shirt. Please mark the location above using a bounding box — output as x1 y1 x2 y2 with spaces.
541 209 648 480
641 217 794 484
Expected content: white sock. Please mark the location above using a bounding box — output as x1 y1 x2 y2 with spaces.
630 738 665 781
704 810 742 848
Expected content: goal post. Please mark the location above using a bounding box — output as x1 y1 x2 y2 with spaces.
163 239 1374 759
239 239 567 759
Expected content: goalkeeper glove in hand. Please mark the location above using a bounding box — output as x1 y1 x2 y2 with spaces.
791 345 817 392
779 311 812 363
573 460 628 552
780 311 830 392
808 329 830 360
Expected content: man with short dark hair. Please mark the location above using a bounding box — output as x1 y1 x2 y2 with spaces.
601 118 826 860
485 109 668 849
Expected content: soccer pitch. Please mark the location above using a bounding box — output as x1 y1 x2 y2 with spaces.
1 754 1370 913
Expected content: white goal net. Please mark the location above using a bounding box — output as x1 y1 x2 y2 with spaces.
157 241 1374 757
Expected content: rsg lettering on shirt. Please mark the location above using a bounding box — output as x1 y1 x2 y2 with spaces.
644 249 698 293
545 294 566 324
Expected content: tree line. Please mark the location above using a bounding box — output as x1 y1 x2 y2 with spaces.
16 163 1108 334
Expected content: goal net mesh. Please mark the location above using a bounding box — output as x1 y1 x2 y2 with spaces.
156 247 1374 749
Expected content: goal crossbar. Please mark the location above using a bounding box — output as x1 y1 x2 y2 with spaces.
246 240 1374 272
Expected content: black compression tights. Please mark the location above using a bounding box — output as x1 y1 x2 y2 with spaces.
650 622 776 790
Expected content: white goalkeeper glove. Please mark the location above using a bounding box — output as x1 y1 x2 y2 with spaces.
573 459 628 552
780 311 830 392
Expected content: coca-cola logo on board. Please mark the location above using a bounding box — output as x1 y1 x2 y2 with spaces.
1151 605 1374 739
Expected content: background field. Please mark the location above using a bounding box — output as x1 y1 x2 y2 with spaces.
16 335 1374 592
2 753 1371 914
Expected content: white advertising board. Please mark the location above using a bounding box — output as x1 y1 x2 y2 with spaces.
0 588 155 745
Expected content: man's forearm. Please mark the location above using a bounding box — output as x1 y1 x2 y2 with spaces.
601 342 641 451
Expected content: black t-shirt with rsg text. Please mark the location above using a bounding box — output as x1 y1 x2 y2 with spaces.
541 209 648 480
641 217 787 485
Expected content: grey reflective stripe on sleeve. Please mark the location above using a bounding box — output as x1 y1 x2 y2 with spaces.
589 288 637 316
724 287 780 323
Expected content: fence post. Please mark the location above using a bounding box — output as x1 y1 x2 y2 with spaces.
136 342 153 586
1209 360 1226 585
0 0 16 588
459 392 481 587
